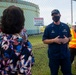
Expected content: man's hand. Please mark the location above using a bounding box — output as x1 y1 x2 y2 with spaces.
53 36 61 44
61 35 69 44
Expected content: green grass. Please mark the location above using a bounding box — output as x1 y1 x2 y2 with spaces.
28 34 43 46
28 34 76 75
31 47 50 75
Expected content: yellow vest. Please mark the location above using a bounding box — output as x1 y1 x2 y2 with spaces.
69 29 76 48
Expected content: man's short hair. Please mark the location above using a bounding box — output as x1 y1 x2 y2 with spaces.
51 9 60 16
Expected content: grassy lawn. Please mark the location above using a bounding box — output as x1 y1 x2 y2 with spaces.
28 34 43 46
28 34 76 75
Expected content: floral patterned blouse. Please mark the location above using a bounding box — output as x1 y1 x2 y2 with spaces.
0 33 32 75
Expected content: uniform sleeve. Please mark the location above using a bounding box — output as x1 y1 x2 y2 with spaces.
42 27 49 41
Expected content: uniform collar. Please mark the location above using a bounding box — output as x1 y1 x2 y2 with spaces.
51 22 64 27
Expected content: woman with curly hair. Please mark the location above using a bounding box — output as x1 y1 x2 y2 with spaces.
0 5 32 75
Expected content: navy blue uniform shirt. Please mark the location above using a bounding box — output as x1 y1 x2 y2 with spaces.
42 22 71 59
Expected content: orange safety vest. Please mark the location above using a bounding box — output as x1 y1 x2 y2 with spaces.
69 29 76 48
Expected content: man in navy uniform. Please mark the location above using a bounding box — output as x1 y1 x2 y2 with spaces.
42 9 72 75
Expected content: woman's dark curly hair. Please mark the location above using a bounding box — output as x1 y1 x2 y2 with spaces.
1 5 25 34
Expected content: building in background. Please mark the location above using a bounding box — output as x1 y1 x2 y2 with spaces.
0 0 40 35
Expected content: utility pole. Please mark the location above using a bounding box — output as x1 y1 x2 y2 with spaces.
71 0 76 25
71 0 73 25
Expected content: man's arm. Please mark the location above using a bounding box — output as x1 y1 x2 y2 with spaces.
42 25 61 44
43 39 55 44
43 36 61 44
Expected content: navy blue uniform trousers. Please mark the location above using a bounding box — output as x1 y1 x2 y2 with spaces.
49 58 72 75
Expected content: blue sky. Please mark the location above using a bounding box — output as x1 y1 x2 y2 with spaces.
23 0 76 25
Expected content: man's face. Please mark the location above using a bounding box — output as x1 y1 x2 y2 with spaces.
52 14 61 22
